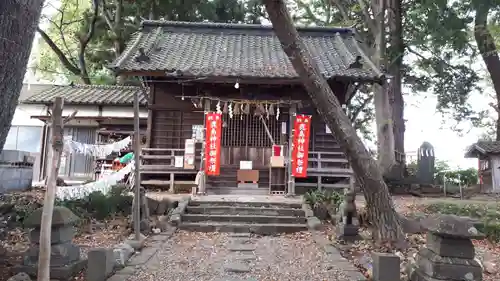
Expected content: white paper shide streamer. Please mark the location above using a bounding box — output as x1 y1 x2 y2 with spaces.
56 136 134 200
56 161 135 200
63 136 131 158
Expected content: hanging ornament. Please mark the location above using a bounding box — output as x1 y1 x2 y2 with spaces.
276 105 280 121
228 102 234 118
216 101 222 114
254 104 262 116
255 103 265 117
234 103 240 115
223 102 228 114
269 104 275 116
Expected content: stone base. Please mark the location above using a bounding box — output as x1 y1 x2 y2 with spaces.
426 232 475 259
415 248 482 281
24 243 81 267
409 267 446 281
336 224 360 241
15 259 87 281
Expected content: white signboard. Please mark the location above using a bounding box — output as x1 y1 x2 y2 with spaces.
326 125 332 134
192 125 204 142
174 156 184 168
185 138 195 154
240 161 253 170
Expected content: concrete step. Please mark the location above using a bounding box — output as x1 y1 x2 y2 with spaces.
179 222 307 234
186 206 305 216
189 200 302 209
208 188 269 195
182 214 306 224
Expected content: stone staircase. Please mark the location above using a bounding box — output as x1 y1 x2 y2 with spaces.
179 200 308 234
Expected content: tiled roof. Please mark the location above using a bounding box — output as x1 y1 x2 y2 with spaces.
22 84 148 105
109 21 383 82
18 84 54 102
465 141 500 158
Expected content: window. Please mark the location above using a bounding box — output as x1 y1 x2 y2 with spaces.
4 126 43 153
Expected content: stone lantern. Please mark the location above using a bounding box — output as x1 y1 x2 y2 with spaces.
409 214 484 281
16 206 86 280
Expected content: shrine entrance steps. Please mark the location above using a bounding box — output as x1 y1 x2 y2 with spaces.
179 199 308 234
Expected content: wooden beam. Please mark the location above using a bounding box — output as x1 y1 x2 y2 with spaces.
146 86 154 148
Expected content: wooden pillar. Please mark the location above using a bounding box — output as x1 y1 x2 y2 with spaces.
287 104 296 196
145 87 153 148
133 88 142 240
197 99 211 195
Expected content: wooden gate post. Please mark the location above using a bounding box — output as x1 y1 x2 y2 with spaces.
287 104 296 196
38 97 77 281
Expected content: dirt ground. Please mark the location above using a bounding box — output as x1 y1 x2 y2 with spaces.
0 189 131 281
325 195 500 281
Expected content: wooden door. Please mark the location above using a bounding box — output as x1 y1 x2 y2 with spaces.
220 113 285 169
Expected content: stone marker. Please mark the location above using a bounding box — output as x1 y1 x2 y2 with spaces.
114 243 135 268
409 214 484 281
15 206 86 280
372 252 400 281
87 248 115 281
336 188 360 241
7 272 31 281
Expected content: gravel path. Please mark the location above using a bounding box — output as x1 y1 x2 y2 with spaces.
129 230 352 281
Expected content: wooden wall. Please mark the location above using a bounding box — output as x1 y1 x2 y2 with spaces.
147 80 349 155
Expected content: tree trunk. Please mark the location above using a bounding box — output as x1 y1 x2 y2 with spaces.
262 0 404 242
388 0 405 178
372 0 396 175
474 2 500 141
38 97 65 281
0 0 45 153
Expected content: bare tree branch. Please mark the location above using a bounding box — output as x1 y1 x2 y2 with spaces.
77 0 100 84
37 27 81 75
356 0 377 36
350 94 374 122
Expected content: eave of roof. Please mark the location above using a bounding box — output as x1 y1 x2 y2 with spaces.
109 21 384 83
21 84 148 106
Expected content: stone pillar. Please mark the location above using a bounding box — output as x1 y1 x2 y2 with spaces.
409 214 484 281
16 206 86 280
372 252 400 281
417 142 435 185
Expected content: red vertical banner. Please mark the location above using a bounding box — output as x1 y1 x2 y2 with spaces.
204 112 222 176
292 115 312 178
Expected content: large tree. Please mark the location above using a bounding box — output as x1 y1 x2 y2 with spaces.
294 0 404 177
0 0 46 153
35 0 264 84
263 0 404 242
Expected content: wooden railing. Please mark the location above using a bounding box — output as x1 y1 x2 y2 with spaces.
294 151 353 190
307 151 352 176
140 148 202 172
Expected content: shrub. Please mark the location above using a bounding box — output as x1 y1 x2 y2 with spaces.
56 184 133 221
304 189 344 220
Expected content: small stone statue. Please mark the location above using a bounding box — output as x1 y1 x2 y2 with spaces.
336 188 360 241
337 188 357 225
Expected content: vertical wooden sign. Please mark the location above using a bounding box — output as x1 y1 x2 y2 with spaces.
204 112 222 176
291 114 311 178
